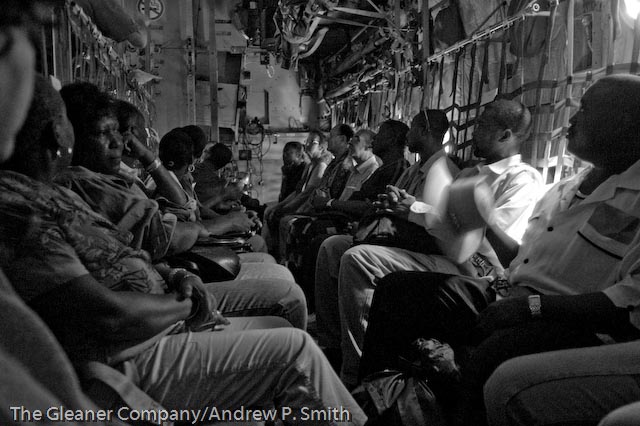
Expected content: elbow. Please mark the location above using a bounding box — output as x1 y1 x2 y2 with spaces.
95 304 145 340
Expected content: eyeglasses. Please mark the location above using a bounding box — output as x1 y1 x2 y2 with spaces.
55 146 73 158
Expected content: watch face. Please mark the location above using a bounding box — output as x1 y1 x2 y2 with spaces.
137 0 164 20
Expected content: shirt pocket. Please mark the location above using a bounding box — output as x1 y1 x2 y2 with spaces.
578 203 640 259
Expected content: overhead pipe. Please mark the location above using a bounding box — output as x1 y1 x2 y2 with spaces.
329 35 388 77
325 67 385 100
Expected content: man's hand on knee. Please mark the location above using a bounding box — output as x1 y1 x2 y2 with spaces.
471 297 531 343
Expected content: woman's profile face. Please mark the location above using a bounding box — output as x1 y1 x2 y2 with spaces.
82 115 123 175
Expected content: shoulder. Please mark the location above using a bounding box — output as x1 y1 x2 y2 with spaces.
505 162 543 186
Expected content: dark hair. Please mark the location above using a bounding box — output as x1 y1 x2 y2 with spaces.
306 129 327 147
181 125 208 158
159 129 194 170
412 109 449 138
0 0 62 48
207 143 233 170
335 123 354 140
284 141 303 154
115 99 145 130
3 75 63 173
484 99 532 141
381 119 409 148
425 110 449 135
60 82 117 167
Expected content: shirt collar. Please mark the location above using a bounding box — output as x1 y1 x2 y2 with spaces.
353 155 378 173
479 154 522 176
420 149 447 175
583 157 640 203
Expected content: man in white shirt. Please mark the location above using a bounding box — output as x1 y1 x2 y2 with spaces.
362 75 640 426
335 100 543 387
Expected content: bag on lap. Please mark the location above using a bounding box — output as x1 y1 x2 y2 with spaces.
165 248 241 282
352 212 442 255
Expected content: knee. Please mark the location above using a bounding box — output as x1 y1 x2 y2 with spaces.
484 357 538 426
599 402 640 426
339 246 365 273
280 281 308 330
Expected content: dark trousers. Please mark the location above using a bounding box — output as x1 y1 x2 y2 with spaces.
359 271 494 379
359 271 604 426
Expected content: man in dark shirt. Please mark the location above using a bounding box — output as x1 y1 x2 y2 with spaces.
279 141 306 202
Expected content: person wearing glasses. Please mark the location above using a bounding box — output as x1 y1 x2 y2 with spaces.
264 129 332 255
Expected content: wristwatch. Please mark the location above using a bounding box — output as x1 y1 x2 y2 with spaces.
528 294 542 317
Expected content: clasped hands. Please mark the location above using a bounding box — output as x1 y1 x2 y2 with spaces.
371 185 416 216
173 270 230 331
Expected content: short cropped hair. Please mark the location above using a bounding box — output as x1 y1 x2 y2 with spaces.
284 141 303 155
207 143 233 170
382 119 410 149
159 128 193 170
307 129 327 146
484 99 532 141
334 123 354 140
181 125 208 158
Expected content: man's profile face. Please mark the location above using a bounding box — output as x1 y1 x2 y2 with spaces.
472 108 503 159
567 82 610 164
304 134 324 159
328 127 347 154
372 123 396 155
348 132 372 159
407 115 426 153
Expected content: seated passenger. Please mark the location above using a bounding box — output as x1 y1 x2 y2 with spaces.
151 126 278 266
61 84 290 273
283 129 381 267
315 109 460 383
192 142 234 207
147 127 200 221
279 141 307 202
275 124 354 261
317 102 543 387
0 2 128 423
0 76 367 425
312 120 409 221
49 80 303 326
360 75 640 426
292 120 409 311
263 129 332 255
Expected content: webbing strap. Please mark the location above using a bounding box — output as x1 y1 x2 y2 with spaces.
82 362 172 426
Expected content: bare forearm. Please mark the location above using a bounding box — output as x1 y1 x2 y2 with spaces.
200 216 234 235
108 292 192 340
485 225 520 267
147 166 188 204
170 221 203 253
31 277 193 343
